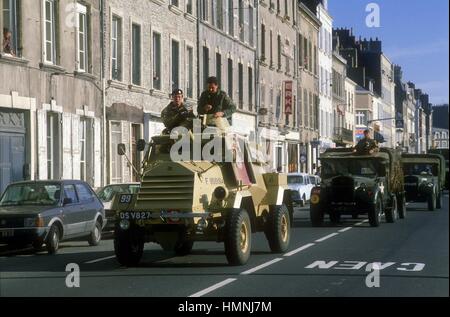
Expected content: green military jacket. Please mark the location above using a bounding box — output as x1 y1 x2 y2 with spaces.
354 137 379 155
161 102 194 130
197 90 236 120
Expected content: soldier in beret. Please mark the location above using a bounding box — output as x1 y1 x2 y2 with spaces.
161 89 195 134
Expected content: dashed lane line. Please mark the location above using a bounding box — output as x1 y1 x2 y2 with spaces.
283 243 315 257
85 255 116 264
315 233 339 242
240 258 284 275
189 278 237 297
338 227 353 233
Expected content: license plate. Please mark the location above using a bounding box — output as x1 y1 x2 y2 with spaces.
1 229 14 238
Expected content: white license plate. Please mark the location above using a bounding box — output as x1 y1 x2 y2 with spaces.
1 230 14 238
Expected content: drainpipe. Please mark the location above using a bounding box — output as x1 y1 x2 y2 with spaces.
100 0 107 186
196 1 201 102
255 0 260 145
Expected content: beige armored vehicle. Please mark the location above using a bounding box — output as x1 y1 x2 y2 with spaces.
112 116 293 266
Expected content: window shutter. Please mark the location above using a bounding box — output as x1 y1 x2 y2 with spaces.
121 121 130 182
93 118 102 188
72 114 81 180
62 113 73 179
37 110 48 180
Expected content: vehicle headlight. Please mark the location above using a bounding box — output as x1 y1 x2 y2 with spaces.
24 217 44 227
213 186 228 200
119 219 130 230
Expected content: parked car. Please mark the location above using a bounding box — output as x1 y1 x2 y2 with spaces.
96 183 140 231
309 175 321 186
288 173 314 206
0 180 105 254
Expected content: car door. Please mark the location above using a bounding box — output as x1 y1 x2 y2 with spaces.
304 176 312 201
62 184 84 237
75 183 97 233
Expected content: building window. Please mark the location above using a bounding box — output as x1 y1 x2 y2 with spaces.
238 0 244 42
110 122 122 184
111 15 122 81
216 0 223 30
248 67 253 111
76 3 88 72
303 37 308 70
79 118 87 181
46 112 60 179
249 5 254 46
216 52 222 88
269 30 273 66
2 0 21 57
186 46 194 98
201 0 208 21
277 35 282 70
131 23 141 86
202 46 209 89
170 0 179 6
171 39 180 91
227 58 233 99
43 0 57 64
131 124 141 182
152 32 162 90
261 23 266 60
228 0 234 36
313 45 317 75
238 62 243 109
303 89 308 127
186 0 193 14
298 89 302 126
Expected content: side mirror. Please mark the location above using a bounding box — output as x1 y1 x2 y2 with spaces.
137 139 146 152
63 197 73 205
117 143 126 156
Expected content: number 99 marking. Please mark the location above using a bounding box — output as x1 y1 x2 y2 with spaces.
120 194 132 204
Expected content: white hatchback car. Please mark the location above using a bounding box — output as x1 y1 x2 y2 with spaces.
287 173 314 206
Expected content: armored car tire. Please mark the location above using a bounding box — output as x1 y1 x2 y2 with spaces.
427 191 436 211
385 195 398 223
397 193 407 219
174 241 194 256
114 228 144 267
368 197 382 227
265 204 291 253
310 204 324 227
224 209 252 266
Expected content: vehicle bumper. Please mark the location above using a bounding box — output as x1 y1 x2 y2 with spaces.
0 227 48 244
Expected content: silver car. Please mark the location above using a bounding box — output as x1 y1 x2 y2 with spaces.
0 180 105 254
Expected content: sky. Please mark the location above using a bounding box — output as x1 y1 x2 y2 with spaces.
328 0 449 105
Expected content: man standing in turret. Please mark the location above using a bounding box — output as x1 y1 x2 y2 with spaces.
161 89 195 134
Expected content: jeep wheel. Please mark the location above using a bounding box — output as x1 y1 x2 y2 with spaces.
436 191 442 209
385 195 398 223
427 191 436 211
368 198 382 227
224 209 252 266
114 228 144 267
310 204 324 227
397 194 406 219
88 221 102 246
265 204 291 253
174 241 194 256
46 224 60 254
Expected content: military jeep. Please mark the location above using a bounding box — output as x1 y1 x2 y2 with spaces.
112 116 293 266
401 153 445 211
310 148 406 227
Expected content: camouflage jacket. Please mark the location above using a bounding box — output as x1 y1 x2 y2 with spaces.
161 102 194 130
197 90 236 119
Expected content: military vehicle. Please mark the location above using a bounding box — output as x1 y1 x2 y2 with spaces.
310 148 406 227
427 149 449 190
401 153 446 211
111 116 293 266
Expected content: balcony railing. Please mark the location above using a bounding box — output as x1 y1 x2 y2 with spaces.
333 127 354 145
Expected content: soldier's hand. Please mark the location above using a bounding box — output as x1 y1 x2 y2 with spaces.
179 110 189 118
204 105 213 111
214 112 224 118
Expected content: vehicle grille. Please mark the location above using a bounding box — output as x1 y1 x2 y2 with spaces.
331 176 354 203
136 174 194 209
404 175 418 197
0 217 24 228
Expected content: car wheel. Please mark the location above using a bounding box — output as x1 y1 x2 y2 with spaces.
224 209 252 266
427 190 436 211
46 225 60 254
265 204 291 253
397 193 406 219
385 195 398 223
174 240 194 256
310 203 324 227
88 221 102 246
114 228 144 267
368 198 382 227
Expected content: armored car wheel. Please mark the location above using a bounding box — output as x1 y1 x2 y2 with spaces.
368 198 382 227
224 209 252 266
174 241 194 256
427 191 436 211
265 204 291 253
385 195 398 223
114 228 144 267
397 193 407 219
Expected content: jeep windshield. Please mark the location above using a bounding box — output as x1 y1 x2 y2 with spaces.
288 176 304 184
0 183 61 206
403 163 438 176
321 158 381 179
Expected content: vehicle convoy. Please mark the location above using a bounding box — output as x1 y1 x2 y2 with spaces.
309 148 405 227
401 153 446 211
0 180 105 253
112 116 293 266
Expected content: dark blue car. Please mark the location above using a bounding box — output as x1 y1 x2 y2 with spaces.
0 180 106 254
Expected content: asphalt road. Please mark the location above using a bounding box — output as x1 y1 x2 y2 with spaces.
0 193 448 297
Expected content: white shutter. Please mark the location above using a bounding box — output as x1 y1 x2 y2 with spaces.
72 115 81 180
121 121 130 182
62 113 73 179
93 118 102 188
37 110 48 180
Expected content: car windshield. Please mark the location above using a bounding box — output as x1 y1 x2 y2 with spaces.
0 183 61 206
403 163 438 176
97 185 140 202
288 176 304 184
309 176 316 184
321 159 381 179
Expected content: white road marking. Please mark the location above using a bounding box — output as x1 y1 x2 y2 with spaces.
338 227 353 233
284 243 315 257
85 255 116 264
240 258 284 275
355 220 369 226
189 278 237 297
315 233 339 242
